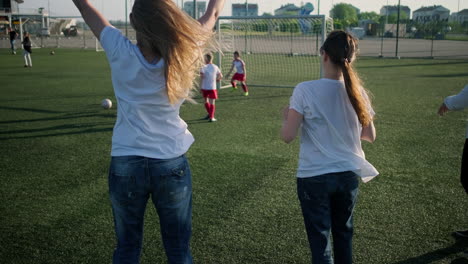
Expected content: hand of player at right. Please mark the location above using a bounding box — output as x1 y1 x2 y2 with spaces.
282 105 290 121
437 103 449 116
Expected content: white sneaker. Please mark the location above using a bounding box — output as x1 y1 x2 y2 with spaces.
209 118 217 122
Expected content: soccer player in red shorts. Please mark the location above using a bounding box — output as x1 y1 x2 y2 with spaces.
200 53 223 122
226 51 248 96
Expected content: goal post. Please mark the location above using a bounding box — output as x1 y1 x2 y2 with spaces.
216 15 333 89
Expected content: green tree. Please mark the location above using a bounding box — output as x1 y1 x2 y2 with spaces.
330 3 358 27
358 11 381 22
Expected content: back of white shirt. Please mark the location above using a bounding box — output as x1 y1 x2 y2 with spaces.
233 60 244 74
100 26 194 159
289 78 378 182
200 63 221 90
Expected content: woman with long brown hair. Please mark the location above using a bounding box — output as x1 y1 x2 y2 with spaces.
281 30 378 263
72 0 225 263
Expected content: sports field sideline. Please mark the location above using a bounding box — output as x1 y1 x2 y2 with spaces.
0 49 467 263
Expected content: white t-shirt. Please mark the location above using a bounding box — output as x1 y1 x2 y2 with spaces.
233 60 244 74
289 78 378 182
100 26 194 159
200 63 221 90
444 84 468 138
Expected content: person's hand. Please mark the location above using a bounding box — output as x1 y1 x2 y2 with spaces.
282 105 290 121
438 103 449 116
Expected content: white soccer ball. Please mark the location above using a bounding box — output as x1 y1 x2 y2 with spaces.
101 98 112 109
50 50 55 55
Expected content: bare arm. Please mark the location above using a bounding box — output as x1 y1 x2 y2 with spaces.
217 72 223 81
281 106 303 144
241 61 246 76
226 63 235 78
361 121 376 143
198 0 225 30
72 0 111 40
199 72 204 90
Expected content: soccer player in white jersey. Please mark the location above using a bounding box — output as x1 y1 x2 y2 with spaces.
226 51 249 96
72 0 225 263
200 53 222 122
281 30 377 264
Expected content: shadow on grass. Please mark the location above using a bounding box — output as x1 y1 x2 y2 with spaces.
418 73 468 78
0 127 113 140
0 111 115 124
0 123 112 135
0 105 62 114
392 238 468 264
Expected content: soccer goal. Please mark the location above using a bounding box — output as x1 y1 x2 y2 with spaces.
216 15 333 88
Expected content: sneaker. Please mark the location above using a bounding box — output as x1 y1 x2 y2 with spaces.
452 230 468 239
244 92 249 96
209 118 217 122
24 65 28 68
203 114 210 120
232 87 237 91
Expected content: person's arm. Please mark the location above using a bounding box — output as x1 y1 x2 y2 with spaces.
241 60 246 76
225 62 234 79
198 0 225 30
217 72 223 81
361 121 376 143
72 0 111 40
442 84 468 113
281 106 303 144
199 72 204 90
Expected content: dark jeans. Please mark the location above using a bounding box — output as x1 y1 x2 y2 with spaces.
109 155 193 264
10 39 15 52
297 171 360 264
461 139 468 194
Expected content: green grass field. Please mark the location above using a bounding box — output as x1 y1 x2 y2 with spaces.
1 49 467 264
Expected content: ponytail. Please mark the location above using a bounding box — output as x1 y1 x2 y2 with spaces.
322 30 373 126
341 62 372 127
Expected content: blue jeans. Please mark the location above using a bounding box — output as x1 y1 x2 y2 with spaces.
10 39 15 52
109 155 193 264
297 171 359 264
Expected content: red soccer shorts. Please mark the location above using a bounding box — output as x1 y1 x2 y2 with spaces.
201 89 218 99
232 73 246 82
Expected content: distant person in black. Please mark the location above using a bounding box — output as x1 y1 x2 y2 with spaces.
22 32 32 67
8 27 18 54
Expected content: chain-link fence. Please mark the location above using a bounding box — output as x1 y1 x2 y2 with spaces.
2 1 467 58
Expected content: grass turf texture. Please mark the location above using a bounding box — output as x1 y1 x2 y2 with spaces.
1 48 468 264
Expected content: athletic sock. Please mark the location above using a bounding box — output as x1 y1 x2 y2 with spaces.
242 84 248 92
204 102 210 114
231 80 236 88
210 104 216 119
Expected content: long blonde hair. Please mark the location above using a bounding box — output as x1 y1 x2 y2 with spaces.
131 0 214 104
321 30 372 126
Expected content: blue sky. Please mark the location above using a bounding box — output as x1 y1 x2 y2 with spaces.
19 0 468 20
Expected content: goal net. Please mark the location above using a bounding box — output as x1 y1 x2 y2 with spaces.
216 15 333 88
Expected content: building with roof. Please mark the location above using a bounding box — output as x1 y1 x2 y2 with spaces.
274 3 301 16
380 5 411 18
183 1 207 19
232 3 258 16
413 5 450 23
450 9 468 24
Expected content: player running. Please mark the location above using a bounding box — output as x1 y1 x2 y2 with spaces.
200 53 222 122
226 51 248 96
281 30 377 264
22 32 32 68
